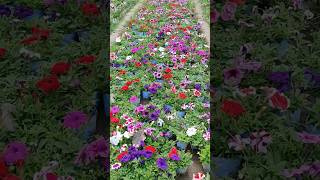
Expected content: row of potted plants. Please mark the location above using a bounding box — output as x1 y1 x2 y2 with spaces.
110 0 210 179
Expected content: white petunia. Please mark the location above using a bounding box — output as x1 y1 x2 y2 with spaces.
186 127 197 137
123 131 133 139
110 131 123 145
115 36 121 43
158 47 165 52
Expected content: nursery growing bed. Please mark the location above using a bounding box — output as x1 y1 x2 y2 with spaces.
0 1 108 179
110 0 210 179
110 0 139 32
212 0 320 179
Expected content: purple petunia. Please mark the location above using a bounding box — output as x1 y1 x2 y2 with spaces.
63 111 88 129
221 2 237 21
223 67 243 86
13 6 33 19
0 5 11 17
156 158 168 170
2 141 28 165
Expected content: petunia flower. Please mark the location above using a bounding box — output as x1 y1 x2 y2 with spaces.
186 127 197 136
36 75 60 94
221 99 246 117
223 67 243 86
268 91 290 111
250 131 272 153
211 8 220 24
81 2 100 16
0 48 6 59
156 158 168 170
296 132 320 144
75 55 96 64
221 2 237 21
193 172 205 180
50 62 71 75
0 5 11 17
2 141 28 165
63 111 88 129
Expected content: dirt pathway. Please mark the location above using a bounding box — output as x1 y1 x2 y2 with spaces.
191 0 210 45
110 0 145 44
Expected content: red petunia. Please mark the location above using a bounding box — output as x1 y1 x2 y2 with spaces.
165 68 171 73
269 91 290 111
81 2 100 16
135 62 142 67
45 172 58 180
163 73 173 80
111 116 120 123
3 174 21 180
76 55 96 65
31 27 50 39
118 70 126 75
117 151 128 161
145 146 156 153
125 81 133 86
0 159 9 178
229 0 245 5
21 27 50 45
36 75 60 94
121 85 129 91
221 99 246 117
168 147 179 160
51 62 71 75
180 58 187 64
0 48 6 59
178 92 187 99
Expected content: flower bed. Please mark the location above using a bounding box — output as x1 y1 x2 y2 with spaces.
0 1 107 179
110 0 138 32
110 0 210 178
212 0 320 179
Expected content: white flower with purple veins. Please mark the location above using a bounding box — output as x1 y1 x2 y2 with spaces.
111 163 121 170
157 119 164 126
228 135 250 151
203 131 210 141
181 104 188 110
188 102 195 110
144 128 156 136
159 47 165 52
186 127 197 136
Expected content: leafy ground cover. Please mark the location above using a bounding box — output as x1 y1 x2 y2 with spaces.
212 0 320 179
0 1 107 179
110 0 210 179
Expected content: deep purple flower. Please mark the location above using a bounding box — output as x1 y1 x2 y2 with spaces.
120 154 131 163
170 154 180 161
3 141 28 165
14 6 33 19
221 2 237 21
63 111 88 129
141 110 149 117
211 8 220 24
223 67 243 86
143 150 153 159
149 112 159 121
0 5 11 17
268 72 290 92
194 84 201 90
156 158 168 170
149 87 157 94
304 69 320 88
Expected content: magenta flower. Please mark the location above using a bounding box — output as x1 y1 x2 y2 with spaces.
75 137 108 165
63 111 88 129
3 141 28 165
223 67 243 86
111 106 120 114
221 2 237 21
129 96 139 103
211 8 220 24
297 132 320 144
